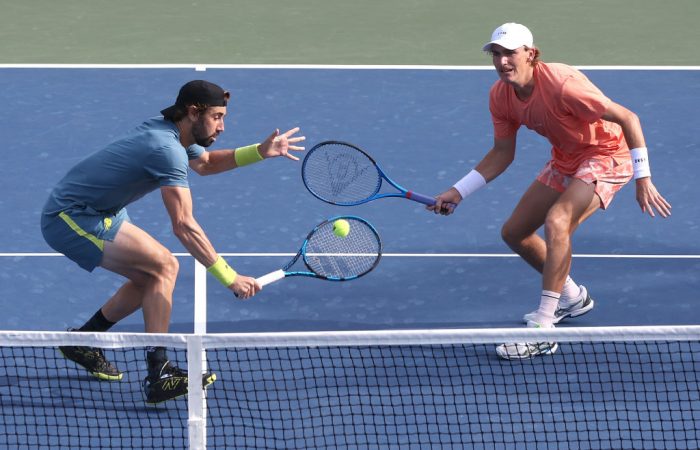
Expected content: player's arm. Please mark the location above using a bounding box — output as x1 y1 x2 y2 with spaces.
474 135 517 181
160 185 260 298
189 127 306 176
430 135 516 215
601 102 671 218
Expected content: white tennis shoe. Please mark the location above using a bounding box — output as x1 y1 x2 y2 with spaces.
496 321 558 360
522 285 595 325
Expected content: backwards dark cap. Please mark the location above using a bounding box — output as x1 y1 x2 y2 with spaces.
160 80 230 117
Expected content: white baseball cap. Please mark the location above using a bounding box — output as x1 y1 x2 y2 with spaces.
482 23 534 52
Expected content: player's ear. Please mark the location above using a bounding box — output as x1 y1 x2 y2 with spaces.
186 105 200 121
526 47 538 64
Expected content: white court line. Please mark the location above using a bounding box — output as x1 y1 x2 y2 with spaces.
0 64 698 71
2 252 699 259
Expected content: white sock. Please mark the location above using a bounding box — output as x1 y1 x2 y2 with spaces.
534 290 560 326
560 276 581 304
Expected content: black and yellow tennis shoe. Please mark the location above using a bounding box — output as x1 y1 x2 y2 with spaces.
59 343 123 381
143 360 216 405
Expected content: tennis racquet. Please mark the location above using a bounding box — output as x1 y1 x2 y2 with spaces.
256 215 382 287
302 140 442 207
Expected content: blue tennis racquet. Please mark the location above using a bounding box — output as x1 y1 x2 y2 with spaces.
256 215 382 287
302 140 440 206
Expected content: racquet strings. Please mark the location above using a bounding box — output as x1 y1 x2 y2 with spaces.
304 218 381 279
303 143 381 205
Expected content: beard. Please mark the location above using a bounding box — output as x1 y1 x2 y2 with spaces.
192 120 217 147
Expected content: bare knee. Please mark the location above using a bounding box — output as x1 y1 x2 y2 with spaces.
501 220 526 250
132 251 179 288
158 252 179 285
543 211 571 245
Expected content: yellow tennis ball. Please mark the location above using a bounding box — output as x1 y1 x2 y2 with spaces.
333 219 350 238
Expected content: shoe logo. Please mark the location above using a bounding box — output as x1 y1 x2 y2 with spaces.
161 378 184 392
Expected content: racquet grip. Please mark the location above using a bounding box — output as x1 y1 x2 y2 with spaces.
407 191 437 206
256 269 286 287
408 190 457 210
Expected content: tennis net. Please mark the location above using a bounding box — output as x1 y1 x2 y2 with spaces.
1 326 699 449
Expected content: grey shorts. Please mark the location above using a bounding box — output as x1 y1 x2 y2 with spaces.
41 208 130 272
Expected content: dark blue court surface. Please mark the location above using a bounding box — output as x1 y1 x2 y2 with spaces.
1 67 699 333
1 67 699 449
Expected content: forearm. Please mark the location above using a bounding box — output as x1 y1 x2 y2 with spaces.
175 219 244 288
475 146 515 182
619 114 646 150
200 149 236 175
195 144 262 175
601 101 645 149
161 185 240 287
172 219 219 267
451 145 513 199
612 111 651 178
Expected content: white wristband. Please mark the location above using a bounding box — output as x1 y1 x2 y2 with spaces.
631 147 651 179
453 169 486 199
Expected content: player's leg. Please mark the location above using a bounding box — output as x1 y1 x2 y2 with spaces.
44 211 152 331
532 179 600 325
50 214 180 383
542 179 600 292
497 179 597 360
40 210 127 380
531 156 631 325
503 164 591 324
99 222 215 403
495 180 561 359
99 221 179 333
500 179 559 272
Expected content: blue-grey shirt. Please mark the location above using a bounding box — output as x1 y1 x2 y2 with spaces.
42 117 205 216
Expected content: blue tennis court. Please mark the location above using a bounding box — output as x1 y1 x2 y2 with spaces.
1 67 698 332
1 66 699 449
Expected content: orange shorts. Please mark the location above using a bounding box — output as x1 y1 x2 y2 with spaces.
536 157 633 209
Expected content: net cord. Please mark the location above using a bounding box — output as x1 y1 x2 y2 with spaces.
199 325 700 348
3 325 700 349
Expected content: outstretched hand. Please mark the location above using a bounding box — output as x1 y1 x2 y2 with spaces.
635 178 671 218
258 127 306 161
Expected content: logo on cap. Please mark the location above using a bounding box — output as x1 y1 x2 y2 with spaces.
482 23 534 52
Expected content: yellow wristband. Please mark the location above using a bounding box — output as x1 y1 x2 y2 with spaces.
234 144 263 167
207 256 238 287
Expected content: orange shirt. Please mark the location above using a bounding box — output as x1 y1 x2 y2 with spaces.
489 62 630 175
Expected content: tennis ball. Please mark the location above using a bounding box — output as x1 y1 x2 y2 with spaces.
333 219 350 238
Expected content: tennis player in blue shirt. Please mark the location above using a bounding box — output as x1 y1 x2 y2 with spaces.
41 80 305 404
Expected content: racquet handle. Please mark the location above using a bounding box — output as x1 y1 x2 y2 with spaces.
407 191 457 210
406 191 437 205
256 269 286 287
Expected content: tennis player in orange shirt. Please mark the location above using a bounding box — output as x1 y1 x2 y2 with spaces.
429 23 671 359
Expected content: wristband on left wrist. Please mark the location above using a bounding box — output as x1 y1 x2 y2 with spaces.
234 144 263 167
631 147 651 179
